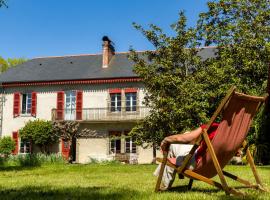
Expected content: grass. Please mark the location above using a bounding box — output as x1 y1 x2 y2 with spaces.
0 163 269 200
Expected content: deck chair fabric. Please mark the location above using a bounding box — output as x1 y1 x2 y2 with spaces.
194 92 262 178
155 87 268 196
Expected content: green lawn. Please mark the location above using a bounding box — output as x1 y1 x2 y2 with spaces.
0 164 269 200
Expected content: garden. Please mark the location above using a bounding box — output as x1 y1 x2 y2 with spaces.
0 158 269 200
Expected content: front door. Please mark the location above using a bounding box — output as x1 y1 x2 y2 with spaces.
65 91 76 120
62 139 70 160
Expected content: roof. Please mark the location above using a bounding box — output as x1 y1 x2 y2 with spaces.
0 47 216 84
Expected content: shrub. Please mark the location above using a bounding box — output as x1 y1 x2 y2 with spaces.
5 153 66 167
0 136 15 157
20 120 59 153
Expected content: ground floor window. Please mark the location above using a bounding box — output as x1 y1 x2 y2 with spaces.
109 131 121 154
125 137 136 153
20 140 31 153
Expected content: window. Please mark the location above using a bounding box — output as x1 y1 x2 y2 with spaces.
125 93 137 112
109 131 121 154
20 140 31 153
21 93 32 114
65 91 76 120
110 93 121 112
125 137 136 153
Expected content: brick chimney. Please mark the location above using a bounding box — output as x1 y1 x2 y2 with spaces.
102 36 115 68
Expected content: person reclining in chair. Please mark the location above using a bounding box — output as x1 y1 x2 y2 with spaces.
154 123 219 190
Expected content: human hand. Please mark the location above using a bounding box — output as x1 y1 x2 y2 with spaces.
160 138 170 152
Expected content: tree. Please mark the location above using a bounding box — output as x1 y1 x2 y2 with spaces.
0 136 15 158
129 0 270 164
19 120 58 153
0 57 8 73
0 57 27 73
7 58 27 67
0 0 7 8
129 12 206 151
197 0 270 164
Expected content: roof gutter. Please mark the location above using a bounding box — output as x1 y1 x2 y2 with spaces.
1 77 142 88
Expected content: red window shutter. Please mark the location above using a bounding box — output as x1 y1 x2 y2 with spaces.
13 93 20 118
56 91 65 120
12 131 19 154
76 90 83 120
31 92 37 117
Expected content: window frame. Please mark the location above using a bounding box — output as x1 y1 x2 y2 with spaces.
125 92 137 112
109 131 121 154
21 93 32 115
110 93 122 112
19 140 31 154
125 137 136 153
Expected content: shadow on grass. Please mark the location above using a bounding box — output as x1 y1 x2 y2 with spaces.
0 165 38 171
167 185 268 199
168 185 220 194
0 186 140 200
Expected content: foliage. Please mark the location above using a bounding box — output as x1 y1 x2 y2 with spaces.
52 121 80 141
129 0 270 165
52 121 99 140
19 120 58 153
0 56 27 72
197 0 270 95
196 0 270 164
0 57 8 73
129 12 205 146
0 0 7 8
0 153 65 167
0 136 15 157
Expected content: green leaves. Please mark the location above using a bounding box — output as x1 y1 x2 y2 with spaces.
129 0 270 154
0 136 15 157
0 57 27 73
19 120 57 153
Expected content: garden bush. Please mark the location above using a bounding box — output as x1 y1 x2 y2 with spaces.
0 136 15 158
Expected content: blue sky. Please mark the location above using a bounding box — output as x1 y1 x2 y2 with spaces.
0 0 209 59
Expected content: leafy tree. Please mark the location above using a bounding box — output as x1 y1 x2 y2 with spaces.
19 120 58 153
0 57 27 73
7 58 27 67
129 12 206 150
0 0 7 8
0 57 8 73
129 0 270 164
0 136 15 157
197 0 270 164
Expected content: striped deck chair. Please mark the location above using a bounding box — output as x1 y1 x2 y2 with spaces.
155 86 268 196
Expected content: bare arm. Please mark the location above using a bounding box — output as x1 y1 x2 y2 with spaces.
161 127 203 151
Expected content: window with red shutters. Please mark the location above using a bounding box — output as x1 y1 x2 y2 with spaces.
56 91 65 120
12 131 19 154
76 91 83 120
13 93 20 117
31 92 37 117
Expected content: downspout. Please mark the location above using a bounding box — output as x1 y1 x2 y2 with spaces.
0 83 4 137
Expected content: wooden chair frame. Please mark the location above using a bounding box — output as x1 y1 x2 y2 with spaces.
155 86 268 196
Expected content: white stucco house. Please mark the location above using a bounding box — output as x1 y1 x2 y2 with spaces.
0 37 215 164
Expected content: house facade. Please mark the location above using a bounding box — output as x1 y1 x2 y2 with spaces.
0 37 215 164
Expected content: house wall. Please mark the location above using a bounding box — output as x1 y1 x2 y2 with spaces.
0 82 155 163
